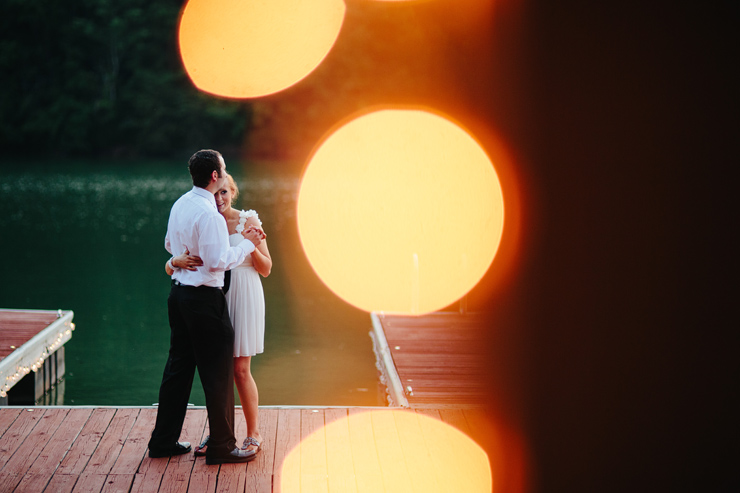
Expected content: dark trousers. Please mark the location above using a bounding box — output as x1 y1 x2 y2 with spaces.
148 284 236 457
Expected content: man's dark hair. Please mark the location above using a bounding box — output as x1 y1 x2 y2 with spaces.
188 149 223 188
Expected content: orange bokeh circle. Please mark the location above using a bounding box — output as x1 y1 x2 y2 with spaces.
281 410 492 492
297 108 505 315
178 0 345 98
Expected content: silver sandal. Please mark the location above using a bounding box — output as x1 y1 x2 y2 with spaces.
241 436 261 454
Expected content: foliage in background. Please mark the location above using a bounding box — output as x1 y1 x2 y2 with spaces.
0 0 250 159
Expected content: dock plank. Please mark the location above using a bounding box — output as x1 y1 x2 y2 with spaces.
102 474 136 493
324 408 356 493
215 409 248 493
413 409 459 492
72 471 108 493
84 408 139 475
0 405 500 492
372 409 415 492
160 408 206 493
13 407 92 492
110 407 156 475
393 410 441 493
0 310 59 357
300 409 328 493
0 407 20 435
0 407 68 490
216 462 246 493
272 408 300 493
187 438 217 493
373 312 491 408
245 407 278 493
57 408 117 475
0 407 44 468
346 409 384 493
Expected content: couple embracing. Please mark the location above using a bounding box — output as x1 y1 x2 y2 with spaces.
147 149 271 464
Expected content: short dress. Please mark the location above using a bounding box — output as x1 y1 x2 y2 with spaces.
226 210 265 357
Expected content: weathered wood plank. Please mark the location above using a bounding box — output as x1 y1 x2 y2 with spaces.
214 409 248 493
110 407 157 475
0 407 44 468
0 407 68 487
43 472 79 493
375 312 491 408
102 473 136 493
393 410 441 493
272 408 300 493
71 471 108 493
216 462 247 493
159 408 206 493
0 407 21 435
413 409 459 492
83 408 139 475
0 406 500 492
13 407 92 492
245 407 278 493
184 409 215 493
57 408 116 475
346 409 383 493
245 473 272 493
130 470 166 493
324 408 356 493
187 455 218 493
300 409 328 493
372 409 415 492
438 408 472 436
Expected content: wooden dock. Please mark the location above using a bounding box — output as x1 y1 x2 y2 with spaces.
371 312 490 408
0 309 74 405
0 311 513 491
0 405 499 492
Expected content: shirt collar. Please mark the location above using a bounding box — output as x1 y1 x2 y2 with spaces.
192 186 217 209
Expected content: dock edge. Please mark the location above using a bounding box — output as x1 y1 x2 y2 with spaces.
369 312 409 408
0 309 74 399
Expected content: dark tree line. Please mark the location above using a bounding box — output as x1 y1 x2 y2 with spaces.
0 0 250 159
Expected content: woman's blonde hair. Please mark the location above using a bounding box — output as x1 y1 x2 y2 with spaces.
225 173 239 203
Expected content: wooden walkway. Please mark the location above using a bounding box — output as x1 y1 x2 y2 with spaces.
371 312 490 408
0 309 74 405
0 310 59 360
0 406 498 492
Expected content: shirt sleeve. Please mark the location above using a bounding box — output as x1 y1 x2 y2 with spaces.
198 212 256 272
164 230 172 255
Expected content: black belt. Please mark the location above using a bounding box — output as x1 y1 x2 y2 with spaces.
171 280 222 290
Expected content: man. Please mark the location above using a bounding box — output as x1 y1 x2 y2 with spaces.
148 149 264 464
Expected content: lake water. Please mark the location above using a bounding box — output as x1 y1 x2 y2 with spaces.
0 160 385 407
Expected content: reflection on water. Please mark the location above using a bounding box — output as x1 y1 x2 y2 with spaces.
0 161 384 406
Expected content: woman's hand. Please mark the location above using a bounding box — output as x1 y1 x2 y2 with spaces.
173 249 203 271
242 226 264 246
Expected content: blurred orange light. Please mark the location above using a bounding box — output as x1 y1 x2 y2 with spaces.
281 410 492 492
297 108 505 315
177 0 345 98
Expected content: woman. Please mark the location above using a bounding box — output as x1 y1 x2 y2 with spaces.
166 173 271 456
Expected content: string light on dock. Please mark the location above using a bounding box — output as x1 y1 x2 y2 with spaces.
0 310 75 398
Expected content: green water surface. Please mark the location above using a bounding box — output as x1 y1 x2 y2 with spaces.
0 160 384 407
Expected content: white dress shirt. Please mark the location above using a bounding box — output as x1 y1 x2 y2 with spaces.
165 187 255 287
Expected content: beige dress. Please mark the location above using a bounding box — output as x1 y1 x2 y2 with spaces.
226 210 265 357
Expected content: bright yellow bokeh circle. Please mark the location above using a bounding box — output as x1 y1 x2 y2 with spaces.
297 108 505 315
178 0 346 98
281 410 492 492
